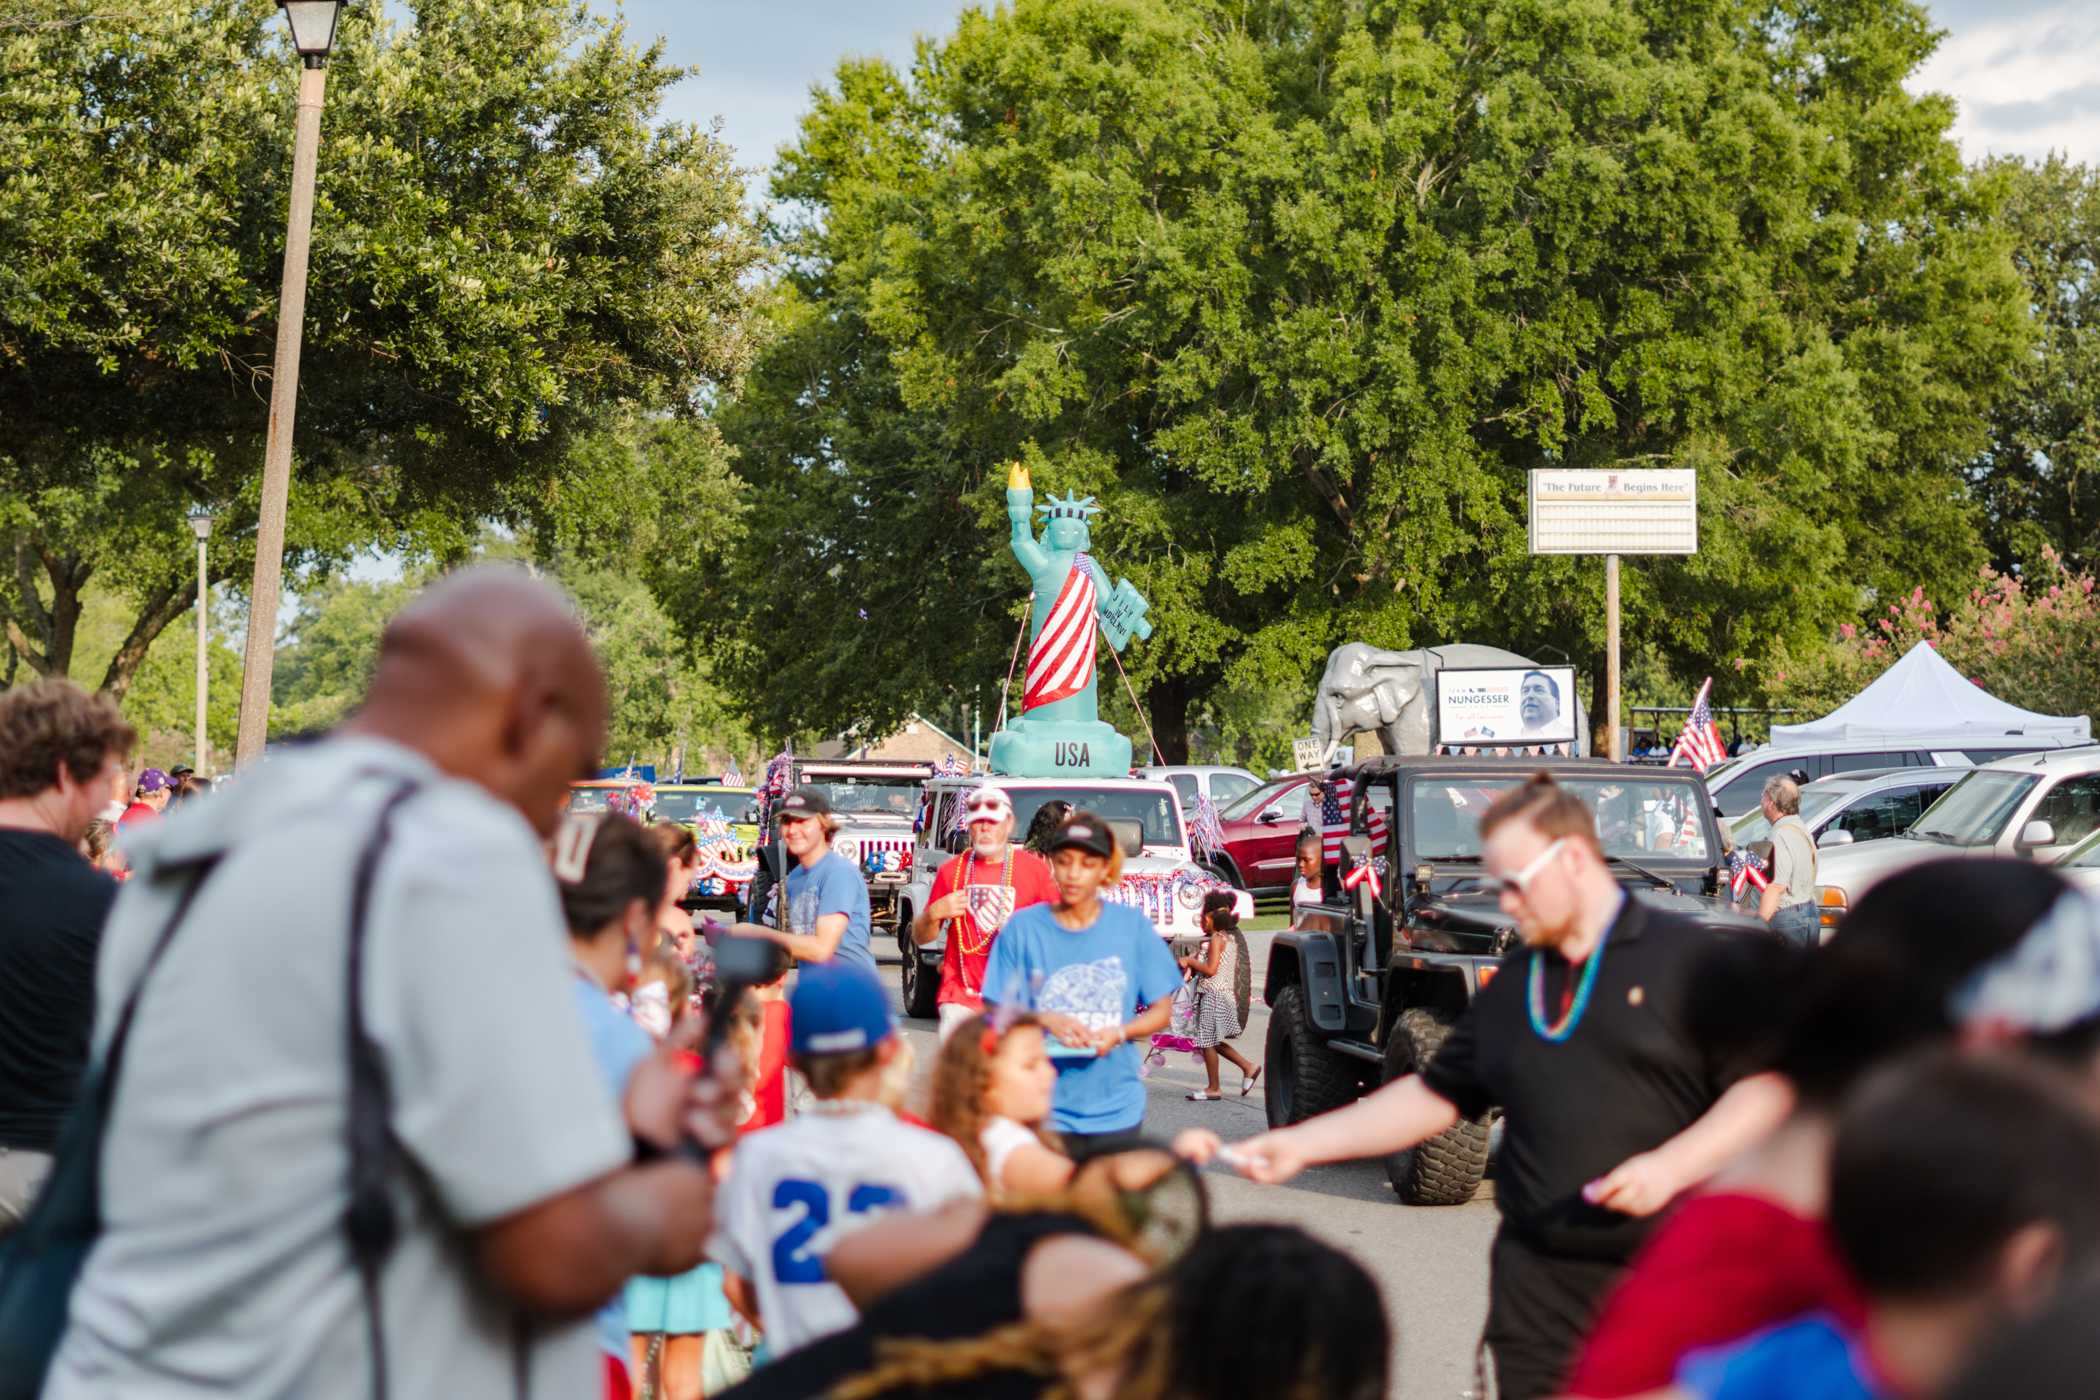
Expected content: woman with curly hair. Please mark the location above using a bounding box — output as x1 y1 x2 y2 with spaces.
930 1012 1073 1195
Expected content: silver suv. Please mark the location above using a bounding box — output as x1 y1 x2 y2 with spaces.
1702 740 2074 818
1727 766 1969 853
1812 747 2100 931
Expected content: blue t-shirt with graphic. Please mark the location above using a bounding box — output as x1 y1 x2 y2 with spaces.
785 850 875 974
1678 1314 1885 1400
568 974 654 1361
982 900 1182 1133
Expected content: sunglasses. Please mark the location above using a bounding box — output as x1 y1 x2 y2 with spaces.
1486 836 1569 898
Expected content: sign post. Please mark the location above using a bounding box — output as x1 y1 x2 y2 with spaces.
1605 554 1621 761
1529 470 1698 763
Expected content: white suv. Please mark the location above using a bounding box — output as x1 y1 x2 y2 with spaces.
1132 764 1264 812
1812 747 2100 932
895 775 1254 1018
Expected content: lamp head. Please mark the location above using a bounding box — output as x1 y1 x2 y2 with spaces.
277 1 348 64
186 508 215 542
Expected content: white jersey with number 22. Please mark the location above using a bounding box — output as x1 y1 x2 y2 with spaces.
707 1103 983 1355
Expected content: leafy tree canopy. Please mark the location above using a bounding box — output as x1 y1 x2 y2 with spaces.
0 0 763 695
712 0 2029 757
1966 156 2100 573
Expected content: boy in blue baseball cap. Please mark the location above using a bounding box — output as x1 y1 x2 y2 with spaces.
707 964 981 1357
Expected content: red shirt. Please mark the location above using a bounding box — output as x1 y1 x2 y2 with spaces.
743 999 791 1135
1565 1191 1868 1397
117 801 157 830
928 846 1056 1011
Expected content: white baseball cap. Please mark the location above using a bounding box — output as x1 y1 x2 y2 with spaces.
964 786 1013 823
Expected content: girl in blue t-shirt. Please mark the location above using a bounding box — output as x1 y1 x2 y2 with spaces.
982 809 1182 1153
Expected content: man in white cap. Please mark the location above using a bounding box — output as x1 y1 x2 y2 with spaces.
911 785 1058 1041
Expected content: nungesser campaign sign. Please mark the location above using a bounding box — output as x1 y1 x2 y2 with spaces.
1435 667 1579 750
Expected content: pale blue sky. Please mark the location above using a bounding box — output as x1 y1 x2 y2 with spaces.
606 0 2098 185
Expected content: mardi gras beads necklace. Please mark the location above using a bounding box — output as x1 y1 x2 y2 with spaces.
955 846 1015 959
1527 925 1611 1043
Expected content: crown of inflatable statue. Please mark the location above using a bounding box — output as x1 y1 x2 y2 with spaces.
1037 491 1102 522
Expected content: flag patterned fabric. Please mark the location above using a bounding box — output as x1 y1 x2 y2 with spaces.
1319 777 1390 864
1726 844 1770 897
1669 680 1728 774
1023 553 1099 712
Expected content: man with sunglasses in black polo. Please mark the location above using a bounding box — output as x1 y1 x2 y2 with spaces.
1183 773 1788 1400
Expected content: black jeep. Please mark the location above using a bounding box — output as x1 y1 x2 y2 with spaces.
1263 756 1764 1206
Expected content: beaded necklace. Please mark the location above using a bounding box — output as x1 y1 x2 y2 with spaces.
1526 925 1611 1043
953 846 1016 1000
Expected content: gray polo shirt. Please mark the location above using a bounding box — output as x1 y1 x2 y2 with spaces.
1768 814 1819 909
46 737 629 1399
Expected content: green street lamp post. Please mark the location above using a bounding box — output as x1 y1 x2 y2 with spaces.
234 0 350 768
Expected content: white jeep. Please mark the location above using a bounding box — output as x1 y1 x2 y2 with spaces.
896 775 1256 1021
781 759 937 940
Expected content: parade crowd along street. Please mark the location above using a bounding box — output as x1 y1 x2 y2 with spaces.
3 567 2100 1400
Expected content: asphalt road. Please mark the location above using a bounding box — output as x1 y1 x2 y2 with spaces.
877 921 1499 1400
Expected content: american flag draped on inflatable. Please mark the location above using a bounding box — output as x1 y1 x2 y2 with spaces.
1023 552 1100 712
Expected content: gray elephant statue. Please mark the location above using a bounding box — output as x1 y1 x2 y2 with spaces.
1312 643 1588 765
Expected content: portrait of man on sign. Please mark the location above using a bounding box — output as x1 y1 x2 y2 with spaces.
1519 670 1562 738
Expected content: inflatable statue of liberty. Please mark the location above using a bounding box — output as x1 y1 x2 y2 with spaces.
987 463 1153 778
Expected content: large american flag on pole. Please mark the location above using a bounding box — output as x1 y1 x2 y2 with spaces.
1669 677 1728 774
1319 775 1390 864
1023 554 1098 712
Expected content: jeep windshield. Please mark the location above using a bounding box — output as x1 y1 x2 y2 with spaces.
1901 770 2038 847
1008 786 1186 851
1408 776 1713 862
656 788 756 825
802 779 922 818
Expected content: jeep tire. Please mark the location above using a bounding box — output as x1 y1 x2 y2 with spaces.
1230 928 1252 1029
1264 982 1357 1128
1381 1006 1490 1205
898 914 939 1020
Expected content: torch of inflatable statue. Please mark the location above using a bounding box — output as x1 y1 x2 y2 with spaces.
987 463 1153 778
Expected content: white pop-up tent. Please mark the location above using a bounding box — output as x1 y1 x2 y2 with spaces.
1770 640 2091 746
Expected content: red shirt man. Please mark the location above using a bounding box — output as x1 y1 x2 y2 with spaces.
910 785 1056 1041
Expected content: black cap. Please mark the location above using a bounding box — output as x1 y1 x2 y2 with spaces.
170 764 195 778
776 786 833 821
1048 812 1116 858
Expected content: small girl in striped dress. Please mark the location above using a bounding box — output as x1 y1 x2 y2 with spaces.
1180 892 1261 1101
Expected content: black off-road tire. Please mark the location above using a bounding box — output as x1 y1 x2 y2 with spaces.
1230 928 1252 1029
1382 1006 1490 1205
1264 982 1357 1128
898 911 939 1020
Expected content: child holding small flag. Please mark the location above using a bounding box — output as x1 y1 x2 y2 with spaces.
1179 893 1260 1100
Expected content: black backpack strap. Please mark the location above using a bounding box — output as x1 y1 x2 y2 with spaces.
341 781 421 1400
97 860 221 1115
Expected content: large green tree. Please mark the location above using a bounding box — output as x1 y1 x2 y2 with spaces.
713 0 2028 756
0 0 762 694
1966 156 2100 573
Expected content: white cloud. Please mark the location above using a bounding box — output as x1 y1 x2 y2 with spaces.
1911 2 2100 164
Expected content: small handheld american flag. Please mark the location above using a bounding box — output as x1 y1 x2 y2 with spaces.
1725 844 1769 898
1669 678 1728 774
